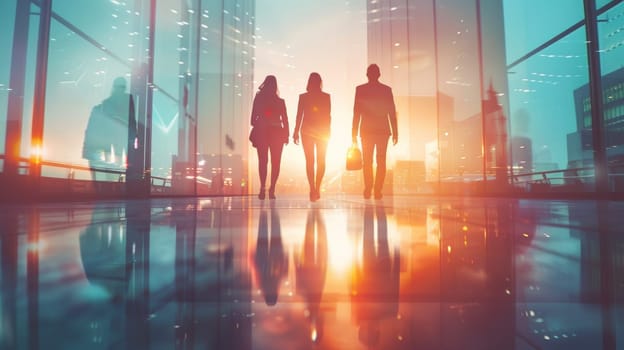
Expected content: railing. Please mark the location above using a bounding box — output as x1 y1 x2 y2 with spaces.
511 165 624 193
511 166 594 189
0 155 171 194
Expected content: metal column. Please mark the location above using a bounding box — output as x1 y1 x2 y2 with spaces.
584 0 609 194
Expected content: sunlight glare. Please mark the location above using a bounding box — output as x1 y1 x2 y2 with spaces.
327 220 356 273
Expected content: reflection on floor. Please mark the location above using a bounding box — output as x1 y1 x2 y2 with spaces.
0 195 622 349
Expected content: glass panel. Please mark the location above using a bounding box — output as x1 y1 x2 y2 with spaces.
504 2 592 193
435 0 485 193
597 0 622 9
196 1 224 196
151 90 178 189
503 0 585 65
152 0 186 194
480 1 512 193
366 1 438 195
598 1 624 193
0 0 17 161
51 0 134 63
196 0 254 196
38 0 155 197
41 18 133 182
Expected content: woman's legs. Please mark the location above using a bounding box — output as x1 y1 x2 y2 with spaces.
257 145 269 199
302 135 328 201
268 140 284 198
301 136 316 198
315 138 328 199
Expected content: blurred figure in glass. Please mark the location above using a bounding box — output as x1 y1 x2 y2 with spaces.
293 72 331 202
82 76 137 182
249 75 289 200
352 64 398 199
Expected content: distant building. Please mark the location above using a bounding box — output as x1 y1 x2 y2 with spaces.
568 66 624 169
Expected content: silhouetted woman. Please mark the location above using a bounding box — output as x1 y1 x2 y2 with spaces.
293 73 331 201
250 75 289 200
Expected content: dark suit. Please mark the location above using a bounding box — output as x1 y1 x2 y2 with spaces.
352 81 398 196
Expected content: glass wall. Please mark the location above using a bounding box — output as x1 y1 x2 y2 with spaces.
505 10 591 193
1 0 623 198
503 0 623 195
363 0 620 196
0 0 254 198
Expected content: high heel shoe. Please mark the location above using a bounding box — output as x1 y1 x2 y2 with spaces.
258 188 266 200
268 187 276 200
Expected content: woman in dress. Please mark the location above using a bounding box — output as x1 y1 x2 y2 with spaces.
250 75 289 200
293 72 331 201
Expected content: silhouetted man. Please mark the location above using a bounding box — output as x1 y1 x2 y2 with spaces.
352 64 398 200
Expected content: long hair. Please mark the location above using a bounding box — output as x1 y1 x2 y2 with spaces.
258 75 278 97
306 72 322 93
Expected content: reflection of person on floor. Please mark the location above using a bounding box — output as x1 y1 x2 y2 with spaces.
254 205 288 306
80 205 127 300
295 208 328 343
82 76 137 182
78 204 127 343
79 202 151 347
351 204 400 348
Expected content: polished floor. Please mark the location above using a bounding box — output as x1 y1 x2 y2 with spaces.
0 194 622 350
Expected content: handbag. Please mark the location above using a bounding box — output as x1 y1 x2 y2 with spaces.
346 144 362 171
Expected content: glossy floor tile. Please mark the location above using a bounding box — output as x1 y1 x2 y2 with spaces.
0 195 623 349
